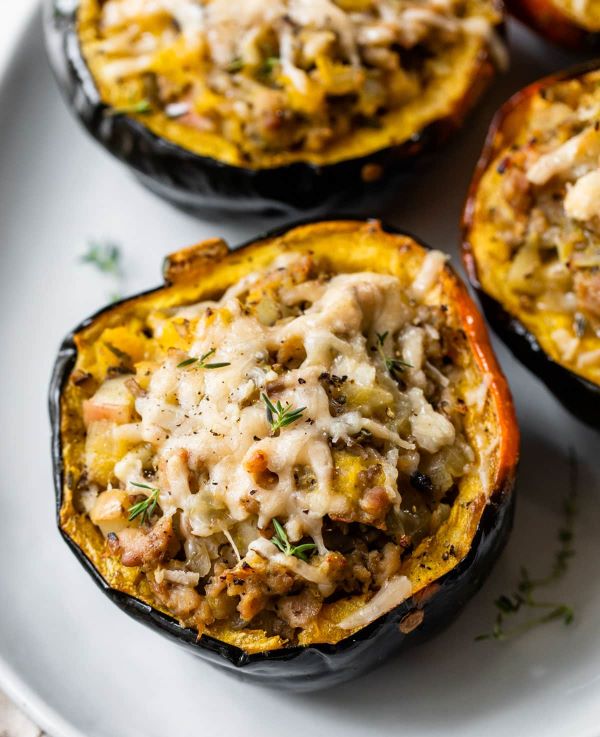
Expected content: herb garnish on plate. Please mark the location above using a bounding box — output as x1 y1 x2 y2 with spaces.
80 240 124 302
476 450 578 641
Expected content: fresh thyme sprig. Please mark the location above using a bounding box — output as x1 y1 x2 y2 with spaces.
81 240 125 302
476 450 578 642
177 349 231 370
375 332 412 376
271 519 317 562
262 393 306 434
82 241 122 276
106 99 153 116
128 482 160 524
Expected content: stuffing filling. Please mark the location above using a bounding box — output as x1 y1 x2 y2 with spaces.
553 0 600 30
477 70 600 381
79 0 504 164
71 251 478 642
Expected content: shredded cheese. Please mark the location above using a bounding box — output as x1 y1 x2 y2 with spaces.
134 268 455 548
83 0 503 162
481 68 600 384
338 575 412 629
79 249 485 637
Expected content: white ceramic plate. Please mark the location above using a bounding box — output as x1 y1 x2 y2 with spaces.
1 6 599 737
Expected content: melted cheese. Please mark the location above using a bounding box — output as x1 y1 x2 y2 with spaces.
85 0 503 162
564 169 600 222
78 243 486 644
526 127 600 186
338 574 412 629
134 271 423 546
101 0 498 63
411 250 448 299
476 70 600 385
81 255 469 592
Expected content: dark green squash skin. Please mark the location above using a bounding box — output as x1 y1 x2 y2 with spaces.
462 61 600 430
49 220 517 690
43 0 502 216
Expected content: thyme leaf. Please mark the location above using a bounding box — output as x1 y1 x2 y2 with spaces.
81 240 126 302
262 393 306 434
106 99 153 116
103 341 134 372
128 483 160 524
260 56 280 75
375 331 412 376
271 518 317 562
81 241 122 277
177 349 231 370
226 57 244 73
177 358 199 368
476 449 578 642
104 342 130 362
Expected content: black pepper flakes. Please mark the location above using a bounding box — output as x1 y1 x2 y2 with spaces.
410 471 434 495
496 156 510 174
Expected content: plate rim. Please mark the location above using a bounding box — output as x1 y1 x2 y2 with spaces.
0 5 91 736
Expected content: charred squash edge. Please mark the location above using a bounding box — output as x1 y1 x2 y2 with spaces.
462 60 600 429
43 0 504 215
505 0 600 48
49 219 519 688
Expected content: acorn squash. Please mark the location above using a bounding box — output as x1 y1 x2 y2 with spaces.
44 0 506 214
462 62 600 428
50 220 518 689
505 0 600 48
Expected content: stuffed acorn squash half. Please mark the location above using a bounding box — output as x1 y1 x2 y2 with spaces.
505 0 599 48
50 220 518 689
44 0 506 214
463 63 600 428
